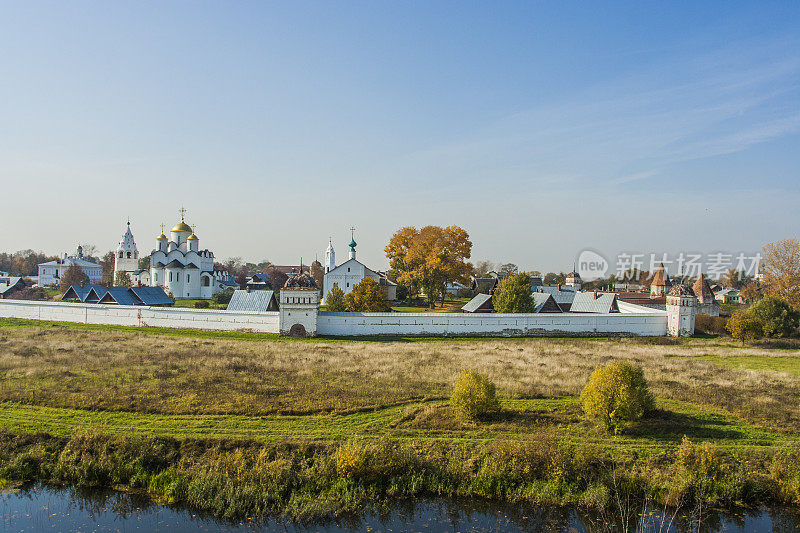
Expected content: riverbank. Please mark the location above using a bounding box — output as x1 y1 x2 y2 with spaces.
1 319 799 518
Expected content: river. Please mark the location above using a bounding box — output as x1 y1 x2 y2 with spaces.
1 484 798 532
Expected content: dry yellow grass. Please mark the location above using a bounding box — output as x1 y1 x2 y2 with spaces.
1 325 799 430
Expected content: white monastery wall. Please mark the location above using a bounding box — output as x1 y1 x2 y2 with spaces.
0 299 668 337
317 310 667 337
0 300 280 333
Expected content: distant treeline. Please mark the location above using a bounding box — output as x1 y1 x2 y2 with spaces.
0 250 57 276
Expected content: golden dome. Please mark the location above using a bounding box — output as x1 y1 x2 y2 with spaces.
171 221 192 233
157 233 167 240
187 233 198 240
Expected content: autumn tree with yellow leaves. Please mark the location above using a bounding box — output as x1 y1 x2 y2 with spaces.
762 238 800 310
385 225 473 307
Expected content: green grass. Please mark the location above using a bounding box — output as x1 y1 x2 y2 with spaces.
0 397 788 450
172 299 227 309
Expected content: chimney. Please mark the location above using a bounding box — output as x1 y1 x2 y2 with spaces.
557 284 561 291
80 281 84 288
594 291 598 300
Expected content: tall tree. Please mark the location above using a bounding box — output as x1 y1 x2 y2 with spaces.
385 225 473 307
114 270 133 287
345 277 391 312
762 238 800 310
493 273 535 313
59 264 88 289
473 260 495 278
325 283 347 311
100 251 116 285
309 260 324 289
498 263 518 278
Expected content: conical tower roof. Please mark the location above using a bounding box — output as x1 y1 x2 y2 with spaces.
692 273 714 303
651 263 670 286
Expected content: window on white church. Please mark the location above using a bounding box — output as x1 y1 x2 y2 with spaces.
169 272 172 282
119 252 123 258
126 252 131 258
187 274 190 283
177 273 180 281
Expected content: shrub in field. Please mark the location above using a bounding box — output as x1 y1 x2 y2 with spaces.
749 297 800 338
581 361 654 431
726 311 765 343
694 313 728 335
450 370 500 420
194 300 210 309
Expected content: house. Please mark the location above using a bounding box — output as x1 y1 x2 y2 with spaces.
445 281 469 296
570 292 619 313
533 285 577 312
471 277 499 295
714 288 743 304
226 290 278 312
0 276 24 299
38 246 102 287
531 292 562 313
462 293 494 313
61 285 173 306
322 235 397 303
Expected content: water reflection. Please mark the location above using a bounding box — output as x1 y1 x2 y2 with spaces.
1 484 798 532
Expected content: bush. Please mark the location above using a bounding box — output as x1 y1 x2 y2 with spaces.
450 371 500 420
194 300 210 309
694 314 728 335
726 311 765 343
749 297 800 338
212 289 234 305
581 361 654 431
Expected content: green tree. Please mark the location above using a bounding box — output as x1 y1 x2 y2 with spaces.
114 270 133 287
726 312 765 343
59 264 88 289
492 273 535 313
748 297 800 338
581 361 654 431
212 289 234 305
325 283 347 311
345 277 391 312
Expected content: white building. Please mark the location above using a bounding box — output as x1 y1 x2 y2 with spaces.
147 212 221 299
322 233 397 303
113 221 148 284
37 246 102 287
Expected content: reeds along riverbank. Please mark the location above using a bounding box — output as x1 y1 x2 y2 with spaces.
2 430 799 519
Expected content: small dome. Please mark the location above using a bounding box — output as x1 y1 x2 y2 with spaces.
284 272 318 289
668 284 695 297
187 233 198 240
349 238 357 248
171 221 192 233
157 233 167 240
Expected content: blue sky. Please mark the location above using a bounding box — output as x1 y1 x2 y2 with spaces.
2 1 798 272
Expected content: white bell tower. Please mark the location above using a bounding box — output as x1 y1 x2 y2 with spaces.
114 220 139 274
325 239 335 273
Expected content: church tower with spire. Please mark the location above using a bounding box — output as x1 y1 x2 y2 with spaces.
114 220 139 275
325 239 335 273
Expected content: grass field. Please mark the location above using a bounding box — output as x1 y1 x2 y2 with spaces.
1 316 800 518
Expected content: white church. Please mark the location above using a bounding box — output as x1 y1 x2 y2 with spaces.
322 231 397 303
114 210 235 299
